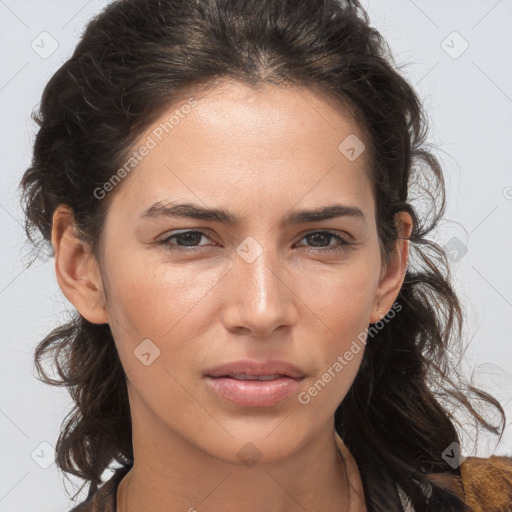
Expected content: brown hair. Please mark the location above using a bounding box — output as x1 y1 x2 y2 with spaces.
19 0 504 510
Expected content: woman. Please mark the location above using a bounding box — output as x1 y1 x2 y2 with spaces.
19 0 512 510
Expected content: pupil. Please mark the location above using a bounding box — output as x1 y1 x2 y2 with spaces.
178 232 201 246
308 233 329 247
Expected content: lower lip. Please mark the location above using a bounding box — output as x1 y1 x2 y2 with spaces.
204 376 303 407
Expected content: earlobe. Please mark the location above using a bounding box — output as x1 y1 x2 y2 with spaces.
51 206 109 325
370 212 413 324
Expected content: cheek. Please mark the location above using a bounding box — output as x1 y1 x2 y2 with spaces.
104 250 219 337
298 262 378 399
102 251 222 388
305 260 379 338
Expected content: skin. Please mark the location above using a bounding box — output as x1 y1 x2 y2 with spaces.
52 79 412 512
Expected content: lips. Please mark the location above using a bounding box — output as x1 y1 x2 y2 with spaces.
203 359 305 407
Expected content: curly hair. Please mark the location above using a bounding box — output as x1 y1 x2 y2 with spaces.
19 0 505 510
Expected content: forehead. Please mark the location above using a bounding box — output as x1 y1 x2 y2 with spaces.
109 79 374 217
174 79 369 158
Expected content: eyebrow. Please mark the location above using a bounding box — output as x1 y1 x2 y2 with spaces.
140 201 367 225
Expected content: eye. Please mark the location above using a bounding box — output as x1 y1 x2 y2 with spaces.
157 230 214 250
295 231 354 253
156 229 354 253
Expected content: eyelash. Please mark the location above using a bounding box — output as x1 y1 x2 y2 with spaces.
157 230 354 253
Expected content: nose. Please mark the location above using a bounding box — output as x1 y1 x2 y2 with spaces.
220 241 299 337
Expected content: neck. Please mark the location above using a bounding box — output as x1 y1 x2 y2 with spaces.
120 396 363 512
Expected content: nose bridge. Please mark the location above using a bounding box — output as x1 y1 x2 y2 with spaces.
225 235 296 333
237 235 282 306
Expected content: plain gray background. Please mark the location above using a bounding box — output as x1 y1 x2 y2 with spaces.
1 0 511 510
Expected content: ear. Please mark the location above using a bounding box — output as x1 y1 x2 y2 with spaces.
51 205 109 325
369 211 413 323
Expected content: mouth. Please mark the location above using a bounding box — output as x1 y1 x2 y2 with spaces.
218 374 290 381
203 360 305 407
204 359 305 380
204 375 303 407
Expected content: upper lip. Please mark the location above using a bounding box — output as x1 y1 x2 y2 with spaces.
204 359 305 379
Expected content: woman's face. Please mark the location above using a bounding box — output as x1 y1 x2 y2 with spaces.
85 80 408 463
